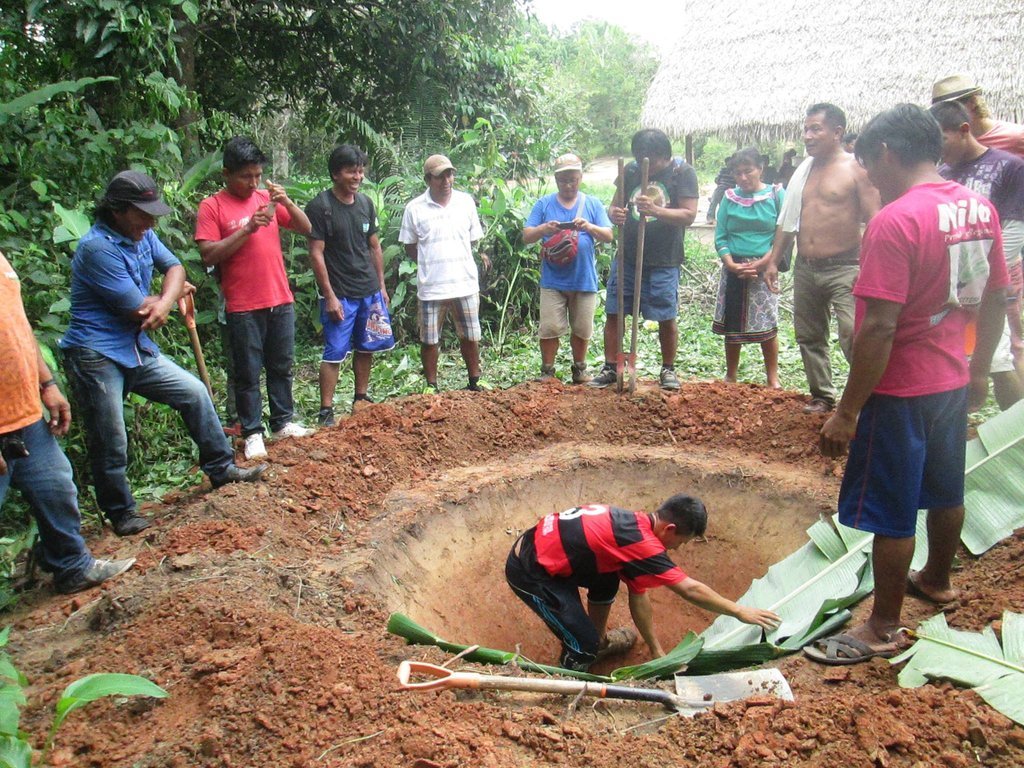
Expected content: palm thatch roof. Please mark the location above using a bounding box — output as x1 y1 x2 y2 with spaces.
642 0 1024 143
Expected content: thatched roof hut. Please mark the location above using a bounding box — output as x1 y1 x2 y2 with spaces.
642 0 1024 144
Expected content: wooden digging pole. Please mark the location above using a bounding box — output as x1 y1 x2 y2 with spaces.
627 157 650 394
614 158 626 393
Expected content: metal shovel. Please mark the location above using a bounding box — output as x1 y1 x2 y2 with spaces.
398 661 791 715
673 668 794 715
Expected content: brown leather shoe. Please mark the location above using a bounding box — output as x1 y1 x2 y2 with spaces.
802 398 833 414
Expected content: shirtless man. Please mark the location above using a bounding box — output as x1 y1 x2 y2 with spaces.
764 103 880 413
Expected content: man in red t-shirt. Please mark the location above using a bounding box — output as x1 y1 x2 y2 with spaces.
506 494 779 671
807 105 1008 666
196 137 313 461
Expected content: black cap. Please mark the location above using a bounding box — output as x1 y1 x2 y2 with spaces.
103 171 172 216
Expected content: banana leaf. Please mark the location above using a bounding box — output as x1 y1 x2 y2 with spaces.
0 77 116 116
386 613 612 682
700 516 873 652
892 611 1024 725
962 401 1024 555
609 631 702 681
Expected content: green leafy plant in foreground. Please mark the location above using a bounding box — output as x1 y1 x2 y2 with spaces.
0 627 167 767
894 611 1024 725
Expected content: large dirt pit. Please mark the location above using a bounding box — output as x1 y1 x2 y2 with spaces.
7 380 1024 767
368 449 827 671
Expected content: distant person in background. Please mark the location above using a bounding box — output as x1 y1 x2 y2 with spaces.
705 156 735 224
590 129 699 391
306 144 394 425
778 148 798 188
196 136 314 461
931 100 1024 409
522 153 613 384
842 132 858 153
761 155 778 184
931 74 1024 158
712 148 785 388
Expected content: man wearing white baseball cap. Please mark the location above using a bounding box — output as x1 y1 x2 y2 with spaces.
523 153 613 383
399 155 492 391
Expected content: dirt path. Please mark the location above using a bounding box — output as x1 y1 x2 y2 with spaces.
9 381 1024 767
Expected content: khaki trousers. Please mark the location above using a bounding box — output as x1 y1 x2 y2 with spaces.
793 260 858 404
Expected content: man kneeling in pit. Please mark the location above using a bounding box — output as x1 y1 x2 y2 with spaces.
505 494 780 671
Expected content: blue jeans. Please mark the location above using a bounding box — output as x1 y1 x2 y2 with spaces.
0 419 92 581
225 303 296 436
62 347 234 518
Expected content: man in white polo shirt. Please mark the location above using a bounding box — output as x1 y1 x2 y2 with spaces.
399 155 491 391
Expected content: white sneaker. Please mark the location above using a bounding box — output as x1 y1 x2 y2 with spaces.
271 422 315 440
244 433 268 460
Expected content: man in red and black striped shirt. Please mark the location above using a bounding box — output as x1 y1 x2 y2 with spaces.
506 494 780 671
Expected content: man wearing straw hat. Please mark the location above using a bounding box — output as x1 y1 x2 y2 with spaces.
931 74 1024 158
523 152 613 384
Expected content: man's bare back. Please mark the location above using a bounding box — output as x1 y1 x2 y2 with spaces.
798 152 878 259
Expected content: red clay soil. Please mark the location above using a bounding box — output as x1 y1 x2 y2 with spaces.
8 380 1024 767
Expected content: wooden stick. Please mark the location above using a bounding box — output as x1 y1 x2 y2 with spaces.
614 158 626 393
629 158 650 394
177 295 214 400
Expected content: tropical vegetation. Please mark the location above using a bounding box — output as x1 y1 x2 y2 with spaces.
0 0 816 602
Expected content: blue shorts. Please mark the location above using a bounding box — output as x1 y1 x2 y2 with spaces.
320 292 395 363
605 261 679 322
838 388 967 538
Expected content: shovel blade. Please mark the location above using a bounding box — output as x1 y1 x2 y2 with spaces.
674 668 793 706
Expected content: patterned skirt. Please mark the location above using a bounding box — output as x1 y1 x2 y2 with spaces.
712 258 778 344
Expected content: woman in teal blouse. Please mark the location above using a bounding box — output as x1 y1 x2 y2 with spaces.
712 148 784 387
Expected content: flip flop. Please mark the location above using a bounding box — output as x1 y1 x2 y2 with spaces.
906 570 957 605
803 633 899 666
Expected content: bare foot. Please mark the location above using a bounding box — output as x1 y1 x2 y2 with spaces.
723 375 738 384
766 380 782 389
907 569 958 605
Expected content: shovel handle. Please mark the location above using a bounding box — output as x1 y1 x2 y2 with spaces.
177 294 197 330
396 661 709 711
176 293 214 400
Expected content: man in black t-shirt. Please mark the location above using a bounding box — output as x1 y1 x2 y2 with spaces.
306 145 395 426
590 129 699 390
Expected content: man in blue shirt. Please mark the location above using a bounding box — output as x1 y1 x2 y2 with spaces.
60 171 265 536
